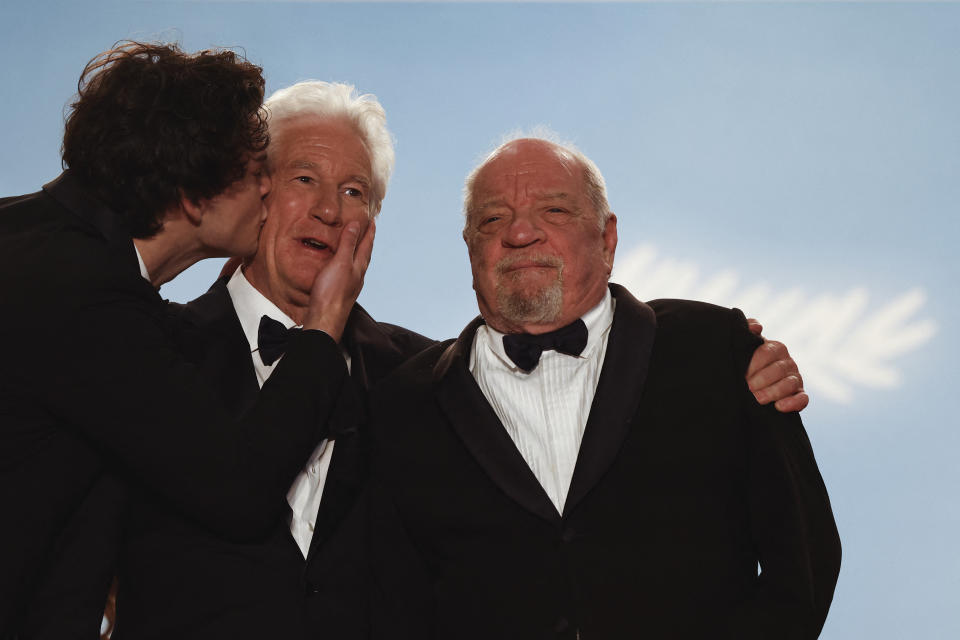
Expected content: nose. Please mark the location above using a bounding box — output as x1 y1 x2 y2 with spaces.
502 213 544 248
310 188 342 226
258 170 272 199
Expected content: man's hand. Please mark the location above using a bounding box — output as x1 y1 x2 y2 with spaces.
302 220 376 342
745 318 809 412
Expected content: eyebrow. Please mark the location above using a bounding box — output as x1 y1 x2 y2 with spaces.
348 175 372 189
535 192 571 201
287 161 372 187
476 192 571 210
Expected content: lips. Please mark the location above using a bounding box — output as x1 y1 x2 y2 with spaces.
299 237 332 253
503 261 555 272
496 254 563 275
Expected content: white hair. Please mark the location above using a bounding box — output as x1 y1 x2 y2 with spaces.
265 81 394 216
462 126 611 232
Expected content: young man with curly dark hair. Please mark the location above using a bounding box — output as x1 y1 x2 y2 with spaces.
0 42 373 636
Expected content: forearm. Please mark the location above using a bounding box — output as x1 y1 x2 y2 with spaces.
40 299 348 540
728 406 841 639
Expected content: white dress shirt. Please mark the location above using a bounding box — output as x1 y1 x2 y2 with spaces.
470 289 615 514
133 242 150 282
226 267 345 558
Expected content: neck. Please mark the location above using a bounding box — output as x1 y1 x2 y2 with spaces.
133 218 212 288
241 266 309 326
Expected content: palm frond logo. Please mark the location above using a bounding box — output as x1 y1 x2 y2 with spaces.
613 245 937 404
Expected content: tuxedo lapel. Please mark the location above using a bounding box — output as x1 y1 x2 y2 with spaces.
563 284 657 517
433 318 561 526
177 279 259 416
306 305 401 563
342 304 420 391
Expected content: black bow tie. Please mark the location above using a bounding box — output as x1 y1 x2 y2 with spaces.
501 319 589 373
257 315 301 366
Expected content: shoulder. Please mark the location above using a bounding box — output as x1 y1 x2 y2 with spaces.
372 321 437 357
0 187 85 248
165 279 246 357
646 298 752 345
644 298 760 377
368 340 453 447
174 278 234 326
647 298 744 329
0 189 45 213
0 189 139 313
374 340 452 398
347 305 437 361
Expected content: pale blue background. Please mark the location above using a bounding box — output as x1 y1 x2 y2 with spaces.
2 1 957 637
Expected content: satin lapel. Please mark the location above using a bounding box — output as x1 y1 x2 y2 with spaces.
342 303 408 392
563 284 657 517
306 305 387 564
433 318 561 526
178 279 260 415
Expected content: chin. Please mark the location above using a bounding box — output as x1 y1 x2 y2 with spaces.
496 282 563 326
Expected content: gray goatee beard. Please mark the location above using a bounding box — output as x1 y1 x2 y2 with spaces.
494 254 564 327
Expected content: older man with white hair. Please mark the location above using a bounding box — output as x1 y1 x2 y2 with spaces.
22 81 432 640
110 82 436 640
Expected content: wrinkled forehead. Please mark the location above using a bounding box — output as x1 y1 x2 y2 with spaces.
473 143 584 203
267 114 371 167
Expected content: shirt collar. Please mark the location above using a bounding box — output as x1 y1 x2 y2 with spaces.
132 242 151 283
477 287 615 372
225 266 298 355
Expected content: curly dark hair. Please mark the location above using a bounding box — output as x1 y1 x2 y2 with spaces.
62 41 269 238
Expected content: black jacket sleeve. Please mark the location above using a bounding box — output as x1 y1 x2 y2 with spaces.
722 309 842 639
37 262 348 539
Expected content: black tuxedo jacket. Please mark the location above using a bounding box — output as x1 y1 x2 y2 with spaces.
111 281 433 640
19 278 434 640
0 174 355 635
368 285 841 639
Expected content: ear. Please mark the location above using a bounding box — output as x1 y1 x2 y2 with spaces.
178 189 205 226
602 213 618 274
462 224 478 258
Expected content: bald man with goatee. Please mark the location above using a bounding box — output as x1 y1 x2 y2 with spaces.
367 136 841 640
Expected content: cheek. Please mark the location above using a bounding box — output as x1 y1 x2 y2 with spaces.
469 238 497 269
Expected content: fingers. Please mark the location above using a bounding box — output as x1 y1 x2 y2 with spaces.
748 354 802 396
333 222 361 267
752 371 804 405
774 391 810 413
746 340 789 379
746 338 809 412
355 219 376 275
746 317 763 336
300 221 372 341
